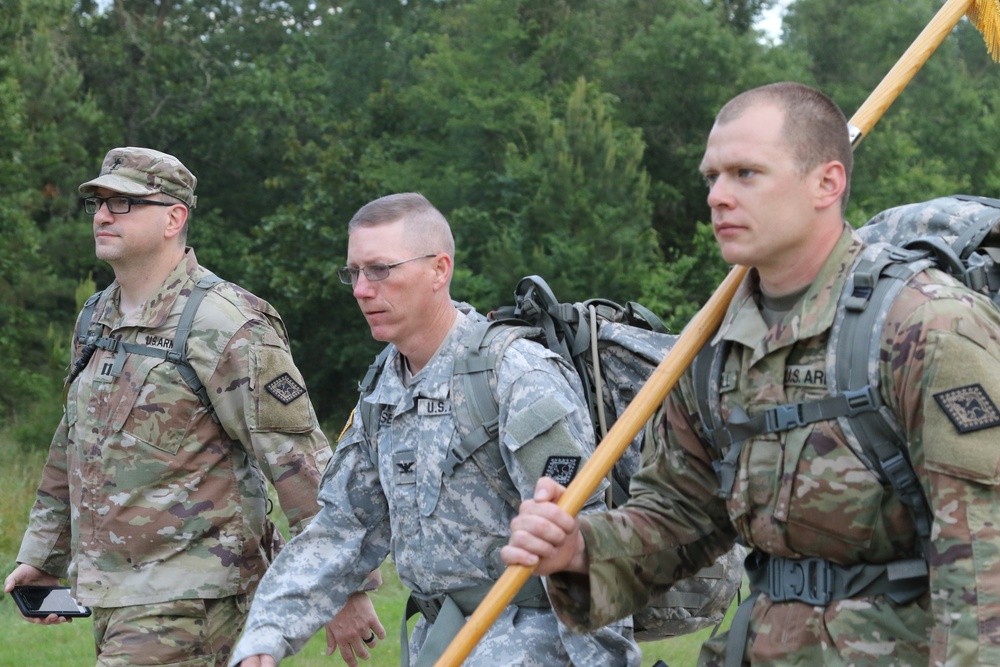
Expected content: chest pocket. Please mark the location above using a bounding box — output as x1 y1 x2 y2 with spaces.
113 355 202 457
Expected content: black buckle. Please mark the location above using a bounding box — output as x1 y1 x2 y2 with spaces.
765 404 805 432
843 387 878 415
768 557 832 605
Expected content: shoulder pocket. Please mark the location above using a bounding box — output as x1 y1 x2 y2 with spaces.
250 344 318 433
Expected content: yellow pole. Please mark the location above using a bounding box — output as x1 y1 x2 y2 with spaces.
435 1 1000 664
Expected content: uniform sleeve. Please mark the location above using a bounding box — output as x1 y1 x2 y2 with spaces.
230 407 391 666
495 341 605 505
16 415 74 576
208 317 332 535
888 287 1000 665
548 383 737 631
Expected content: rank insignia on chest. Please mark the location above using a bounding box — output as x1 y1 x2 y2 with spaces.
934 383 1000 433
393 450 417 485
542 455 581 487
417 398 451 416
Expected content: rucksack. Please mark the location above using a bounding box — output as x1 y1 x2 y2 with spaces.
66 273 225 422
357 275 746 642
692 194 1000 571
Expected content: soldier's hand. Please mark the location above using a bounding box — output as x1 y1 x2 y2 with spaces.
325 592 386 666
502 477 588 575
4 563 71 625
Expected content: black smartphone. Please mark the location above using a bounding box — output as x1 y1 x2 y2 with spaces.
11 586 92 618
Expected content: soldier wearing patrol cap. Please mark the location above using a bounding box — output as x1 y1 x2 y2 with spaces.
229 192 641 667
503 82 1000 665
4 147 383 667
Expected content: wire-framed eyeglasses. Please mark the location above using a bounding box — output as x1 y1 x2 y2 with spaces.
337 254 437 285
83 196 176 215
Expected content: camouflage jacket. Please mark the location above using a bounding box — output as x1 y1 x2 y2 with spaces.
230 308 640 667
548 226 1000 665
17 249 332 607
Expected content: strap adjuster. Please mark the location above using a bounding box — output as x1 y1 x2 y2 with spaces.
765 404 805 431
768 557 831 606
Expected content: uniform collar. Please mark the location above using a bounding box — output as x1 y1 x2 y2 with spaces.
713 225 865 363
95 247 203 330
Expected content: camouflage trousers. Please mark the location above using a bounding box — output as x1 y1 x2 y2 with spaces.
92 595 249 667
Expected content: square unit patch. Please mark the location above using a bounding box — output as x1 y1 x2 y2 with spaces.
933 383 1000 433
543 455 582 487
265 373 306 405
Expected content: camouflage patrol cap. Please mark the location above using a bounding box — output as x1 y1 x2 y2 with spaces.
78 146 198 208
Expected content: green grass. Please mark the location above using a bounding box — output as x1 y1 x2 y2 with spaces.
1 441 734 666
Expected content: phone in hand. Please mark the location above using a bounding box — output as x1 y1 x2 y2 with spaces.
11 586 92 618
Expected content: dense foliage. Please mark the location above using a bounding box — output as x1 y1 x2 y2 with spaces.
2 0 998 440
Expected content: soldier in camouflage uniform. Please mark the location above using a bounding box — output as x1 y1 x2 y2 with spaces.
503 82 1000 665
230 193 640 667
4 147 383 667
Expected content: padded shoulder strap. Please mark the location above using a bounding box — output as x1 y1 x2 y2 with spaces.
169 273 226 422
63 290 106 396
443 320 525 509
831 245 934 552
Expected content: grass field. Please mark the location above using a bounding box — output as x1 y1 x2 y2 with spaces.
1 444 736 666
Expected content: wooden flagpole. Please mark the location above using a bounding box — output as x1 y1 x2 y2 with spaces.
435 1 1000 664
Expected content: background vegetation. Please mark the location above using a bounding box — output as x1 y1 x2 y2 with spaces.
1 0 997 663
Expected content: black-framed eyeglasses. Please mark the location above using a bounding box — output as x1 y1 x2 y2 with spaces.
337 254 437 285
82 196 176 215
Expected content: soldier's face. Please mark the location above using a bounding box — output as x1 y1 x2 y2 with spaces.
91 187 177 266
347 220 439 346
699 103 822 282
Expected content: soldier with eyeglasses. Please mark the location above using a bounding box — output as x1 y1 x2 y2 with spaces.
230 192 640 667
5 146 384 667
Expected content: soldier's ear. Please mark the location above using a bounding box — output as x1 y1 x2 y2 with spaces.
430 253 452 292
163 203 188 241
813 160 847 211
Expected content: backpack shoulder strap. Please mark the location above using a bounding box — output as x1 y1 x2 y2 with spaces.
831 244 935 552
443 319 525 509
168 273 226 422
63 290 106 396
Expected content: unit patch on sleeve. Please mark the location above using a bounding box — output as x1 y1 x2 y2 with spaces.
265 372 306 404
542 455 582 487
934 383 1000 433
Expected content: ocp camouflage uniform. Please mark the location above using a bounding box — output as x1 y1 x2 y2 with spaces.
16 248 332 662
546 225 1000 665
230 309 641 667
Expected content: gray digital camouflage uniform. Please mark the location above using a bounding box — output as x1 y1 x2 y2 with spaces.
546 225 1000 665
230 309 640 666
17 248 333 607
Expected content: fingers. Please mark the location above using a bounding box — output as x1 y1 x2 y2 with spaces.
324 592 387 665
533 476 566 503
502 477 585 575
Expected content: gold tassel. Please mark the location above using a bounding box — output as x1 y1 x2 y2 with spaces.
969 0 1000 61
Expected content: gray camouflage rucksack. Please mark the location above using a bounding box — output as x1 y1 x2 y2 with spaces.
358 275 746 641
693 194 1000 578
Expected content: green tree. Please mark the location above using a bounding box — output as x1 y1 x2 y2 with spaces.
0 0 105 440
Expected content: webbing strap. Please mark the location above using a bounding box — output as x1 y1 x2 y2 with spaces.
833 246 934 554
171 274 224 422
65 273 225 421
709 386 881 499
